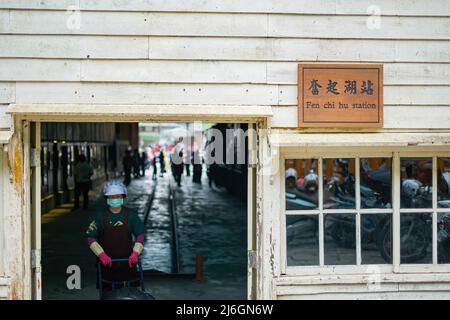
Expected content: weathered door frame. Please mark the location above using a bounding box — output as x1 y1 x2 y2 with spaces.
29 122 41 299
11 105 272 300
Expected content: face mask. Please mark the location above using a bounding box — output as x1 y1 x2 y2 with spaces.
107 198 124 208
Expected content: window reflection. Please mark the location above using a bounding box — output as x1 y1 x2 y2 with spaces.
361 214 392 264
324 214 356 265
438 158 450 208
323 159 355 209
438 213 450 264
400 213 432 264
360 158 392 209
400 158 433 209
285 160 319 210
286 215 319 266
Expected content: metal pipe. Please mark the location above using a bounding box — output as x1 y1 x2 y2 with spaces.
195 252 204 282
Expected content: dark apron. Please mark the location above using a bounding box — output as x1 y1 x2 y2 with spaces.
97 208 139 290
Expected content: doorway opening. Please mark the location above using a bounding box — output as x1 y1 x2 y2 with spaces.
36 121 254 300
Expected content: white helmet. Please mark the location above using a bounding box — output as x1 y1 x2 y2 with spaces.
285 168 298 180
304 169 318 191
402 179 422 199
103 180 128 197
304 169 318 184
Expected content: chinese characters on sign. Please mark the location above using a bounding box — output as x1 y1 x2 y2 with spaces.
298 64 383 128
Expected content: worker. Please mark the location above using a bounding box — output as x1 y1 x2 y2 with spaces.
73 154 94 210
122 150 133 186
86 180 145 291
132 149 141 178
151 150 158 180
139 151 147 177
159 148 166 177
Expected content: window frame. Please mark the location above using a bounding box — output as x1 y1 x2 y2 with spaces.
280 149 450 276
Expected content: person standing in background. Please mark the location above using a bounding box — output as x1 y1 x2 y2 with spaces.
139 151 147 177
159 148 166 177
73 154 94 210
132 149 140 178
123 150 133 186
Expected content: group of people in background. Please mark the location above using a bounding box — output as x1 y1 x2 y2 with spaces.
122 149 149 186
170 139 203 187
73 139 206 210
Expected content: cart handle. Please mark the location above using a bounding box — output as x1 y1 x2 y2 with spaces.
97 258 146 299
110 258 130 263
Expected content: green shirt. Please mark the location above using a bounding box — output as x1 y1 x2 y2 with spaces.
74 162 93 183
86 208 145 239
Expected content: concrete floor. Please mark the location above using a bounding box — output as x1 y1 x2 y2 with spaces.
42 166 247 300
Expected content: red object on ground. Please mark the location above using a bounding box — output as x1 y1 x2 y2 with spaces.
195 252 204 282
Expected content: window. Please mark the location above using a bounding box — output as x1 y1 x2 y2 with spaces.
285 157 392 267
283 154 450 272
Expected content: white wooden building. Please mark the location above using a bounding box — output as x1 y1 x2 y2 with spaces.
1 0 450 299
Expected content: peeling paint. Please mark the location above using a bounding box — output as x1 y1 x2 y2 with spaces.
9 282 21 300
13 140 22 191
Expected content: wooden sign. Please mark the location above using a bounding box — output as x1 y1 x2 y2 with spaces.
298 64 383 128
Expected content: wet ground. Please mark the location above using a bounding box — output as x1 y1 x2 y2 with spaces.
42 165 247 300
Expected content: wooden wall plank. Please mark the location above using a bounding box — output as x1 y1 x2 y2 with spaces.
146 13 267 37
148 37 450 63
8 10 149 35
5 10 450 39
0 105 12 129
384 105 450 128
272 106 297 128
0 1 77 10
2 0 449 17
6 11 267 36
15 82 278 105
268 15 450 40
80 60 267 83
1 58 449 86
0 10 8 33
0 83 15 104
0 35 148 59
0 59 80 81
79 0 334 14
336 0 450 17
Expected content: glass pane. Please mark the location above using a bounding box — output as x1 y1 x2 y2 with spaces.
361 214 392 264
438 158 450 208
285 159 319 210
438 213 450 264
360 158 392 209
400 158 432 209
286 215 319 266
400 213 432 264
323 159 355 209
324 214 356 265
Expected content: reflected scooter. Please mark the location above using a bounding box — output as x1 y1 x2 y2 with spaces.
324 177 433 263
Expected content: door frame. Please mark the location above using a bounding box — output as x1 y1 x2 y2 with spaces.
16 105 270 300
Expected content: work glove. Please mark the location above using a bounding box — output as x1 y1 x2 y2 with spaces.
98 252 112 267
128 251 139 268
